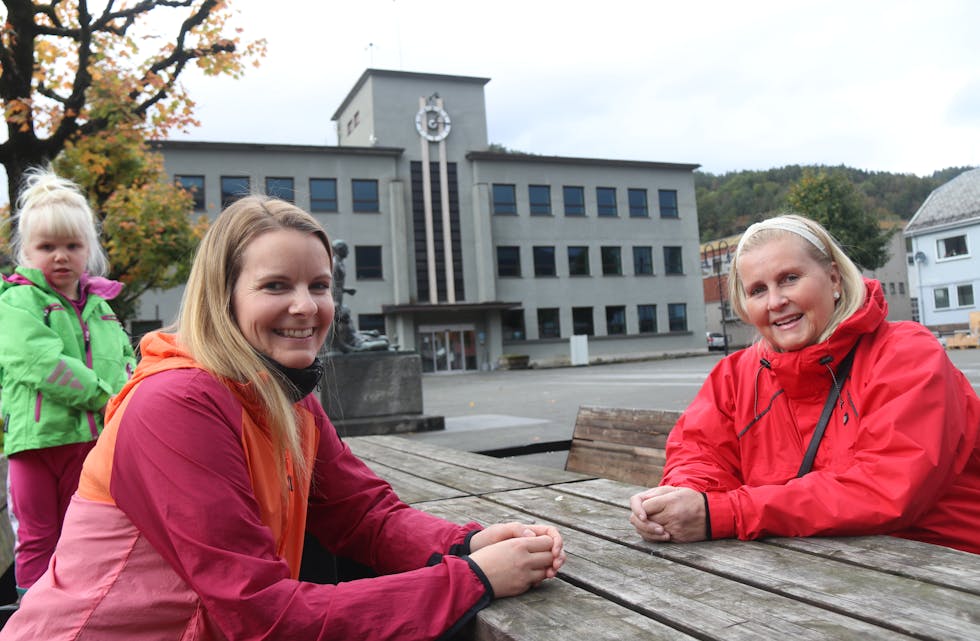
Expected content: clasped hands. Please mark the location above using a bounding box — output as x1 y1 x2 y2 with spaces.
468 522 566 598
629 485 707 543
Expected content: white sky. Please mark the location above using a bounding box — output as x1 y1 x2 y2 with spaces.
160 0 980 177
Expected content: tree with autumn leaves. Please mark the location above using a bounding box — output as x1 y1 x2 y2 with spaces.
0 0 265 321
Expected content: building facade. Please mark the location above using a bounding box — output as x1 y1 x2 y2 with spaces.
145 69 706 371
905 167 980 331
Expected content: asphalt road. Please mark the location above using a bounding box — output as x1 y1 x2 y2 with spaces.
401 346 980 470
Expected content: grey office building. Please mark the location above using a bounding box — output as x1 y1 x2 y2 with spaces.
147 69 706 372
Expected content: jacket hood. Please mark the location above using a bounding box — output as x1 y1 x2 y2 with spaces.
107 331 264 421
106 331 200 420
3 266 123 300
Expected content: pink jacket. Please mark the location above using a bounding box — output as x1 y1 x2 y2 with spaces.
1 333 490 640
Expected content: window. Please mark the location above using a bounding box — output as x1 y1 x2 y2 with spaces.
265 177 295 202
606 306 626 335
492 184 517 215
528 185 552 215
533 246 556 276
537 308 561 339
358 314 385 334
664 246 684 274
658 189 679 218
496 246 521 277
601 246 622 275
628 188 648 217
937 235 968 259
934 288 950 309
889 282 896 295
638 304 657 333
596 187 617 217
572 307 594 336
957 284 975 307
501 309 526 340
567 246 590 276
175 175 205 211
898 282 905 295
220 176 250 208
354 245 383 279
563 185 585 216
310 178 338 212
352 179 380 212
633 246 654 275
667 303 688 332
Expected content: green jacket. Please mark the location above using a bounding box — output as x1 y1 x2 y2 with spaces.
0 267 136 456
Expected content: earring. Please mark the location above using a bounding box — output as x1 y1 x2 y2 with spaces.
833 291 840 300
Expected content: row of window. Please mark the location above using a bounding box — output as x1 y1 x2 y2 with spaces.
492 184 678 219
175 175 380 213
934 283 975 309
501 304 688 340
498 245 684 278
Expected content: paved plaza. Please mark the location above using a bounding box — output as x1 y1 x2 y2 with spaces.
401 347 980 470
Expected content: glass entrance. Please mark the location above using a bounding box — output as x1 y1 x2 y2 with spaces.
418 326 476 373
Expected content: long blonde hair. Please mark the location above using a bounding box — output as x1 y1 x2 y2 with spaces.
175 195 332 486
728 213 865 345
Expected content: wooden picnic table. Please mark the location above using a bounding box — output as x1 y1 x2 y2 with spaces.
346 435 980 641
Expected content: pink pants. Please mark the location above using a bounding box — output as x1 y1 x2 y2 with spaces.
8 441 95 590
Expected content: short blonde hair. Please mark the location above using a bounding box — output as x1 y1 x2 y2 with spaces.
13 166 109 275
728 213 865 344
175 195 332 487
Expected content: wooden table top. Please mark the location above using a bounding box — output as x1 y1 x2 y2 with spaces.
347 435 980 641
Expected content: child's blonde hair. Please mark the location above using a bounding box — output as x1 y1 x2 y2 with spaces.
13 166 108 276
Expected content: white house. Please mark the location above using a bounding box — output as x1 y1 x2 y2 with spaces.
904 167 980 330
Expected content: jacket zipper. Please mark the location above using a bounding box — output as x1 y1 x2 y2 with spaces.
72 302 100 438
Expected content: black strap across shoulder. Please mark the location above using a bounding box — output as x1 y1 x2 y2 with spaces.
797 341 860 477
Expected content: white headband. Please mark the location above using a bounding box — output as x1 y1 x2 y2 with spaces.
737 218 828 257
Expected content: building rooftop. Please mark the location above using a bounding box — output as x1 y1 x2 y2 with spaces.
905 167 980 234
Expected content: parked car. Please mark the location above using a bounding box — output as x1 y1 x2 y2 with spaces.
706 332 727 351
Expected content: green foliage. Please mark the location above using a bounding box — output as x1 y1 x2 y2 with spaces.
696 164 975 242
787 170 892 271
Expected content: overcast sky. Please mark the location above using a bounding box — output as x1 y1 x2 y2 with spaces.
160 0 980 178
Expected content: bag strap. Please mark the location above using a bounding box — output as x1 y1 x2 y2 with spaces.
797 341 860 477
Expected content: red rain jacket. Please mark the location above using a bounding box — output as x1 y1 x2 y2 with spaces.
663 279 980 553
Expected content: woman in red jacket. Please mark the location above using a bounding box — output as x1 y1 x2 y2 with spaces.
630 214 980 554
2 196 565 640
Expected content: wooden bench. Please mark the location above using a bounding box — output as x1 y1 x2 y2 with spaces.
564 405 682 487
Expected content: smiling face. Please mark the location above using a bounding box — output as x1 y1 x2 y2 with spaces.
23 229 88 300
737 234 841 352
231 229 334 368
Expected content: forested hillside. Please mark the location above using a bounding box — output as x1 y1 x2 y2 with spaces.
695 165 974 241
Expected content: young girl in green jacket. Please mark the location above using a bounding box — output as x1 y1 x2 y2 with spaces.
0 168 135 594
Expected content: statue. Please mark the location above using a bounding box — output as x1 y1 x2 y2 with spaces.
328 239 392 353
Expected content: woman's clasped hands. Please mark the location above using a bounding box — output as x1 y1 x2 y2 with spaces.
629 486 707 543
468 522 566 597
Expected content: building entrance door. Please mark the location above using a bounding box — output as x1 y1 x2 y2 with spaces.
418 325 477 373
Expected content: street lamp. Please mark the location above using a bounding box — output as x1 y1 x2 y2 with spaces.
914 250 927 327
701 240 730 356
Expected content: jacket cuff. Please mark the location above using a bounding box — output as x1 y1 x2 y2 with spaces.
706 492 736 540
434 556 494 641
448 523 482 557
